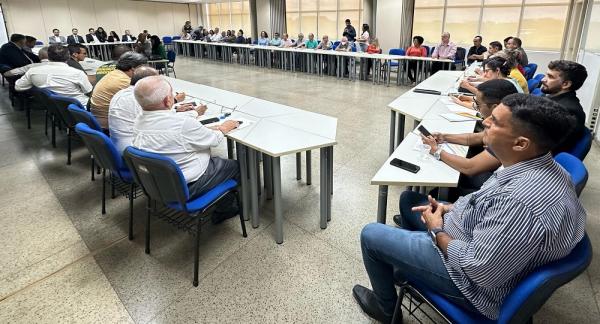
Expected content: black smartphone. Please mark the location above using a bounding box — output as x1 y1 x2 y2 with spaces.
390 158 420 173
190 101 197 106
200 117 220 125
413 88 441 95
418 125 431 137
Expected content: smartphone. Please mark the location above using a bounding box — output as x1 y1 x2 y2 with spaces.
200 117 220 125
417 125 431 137
190 101 197 106
390 158 420 173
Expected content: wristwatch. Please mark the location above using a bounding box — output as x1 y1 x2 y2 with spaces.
433 147 443 160
429 227 445 245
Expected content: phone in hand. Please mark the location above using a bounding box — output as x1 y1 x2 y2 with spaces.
390 158 420 173
190 101 197 106
418 125 432 137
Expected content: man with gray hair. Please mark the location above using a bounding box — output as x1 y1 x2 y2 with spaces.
132 76 241 223
91 51 150 128
431 31 457 74
15 44 92 106
109 66 206 153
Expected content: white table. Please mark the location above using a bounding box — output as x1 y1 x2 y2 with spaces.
85 41 136 61
166 77 337 244
374 71 478 223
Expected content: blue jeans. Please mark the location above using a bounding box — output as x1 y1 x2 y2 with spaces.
360 192 477 315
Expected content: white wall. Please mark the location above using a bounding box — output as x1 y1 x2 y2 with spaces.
1 0 196 43
374 0 402 53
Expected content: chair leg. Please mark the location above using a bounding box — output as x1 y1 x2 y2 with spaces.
67 128 72 165
128 184 134 240
91 156 95 181
391 285 406 324
51 115 56 148
145 198 151 254
236 189 247 237
193 217 201 287
101 169 106 214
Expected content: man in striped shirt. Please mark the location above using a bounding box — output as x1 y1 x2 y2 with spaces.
354 94 586 322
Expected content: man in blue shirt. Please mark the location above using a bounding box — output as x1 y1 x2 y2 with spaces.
354 94 586 322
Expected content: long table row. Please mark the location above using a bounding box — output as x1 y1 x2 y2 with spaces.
167 77 337 244
371 71 477 222
173 40 454 86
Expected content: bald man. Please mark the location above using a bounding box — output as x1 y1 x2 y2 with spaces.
132 76 241 223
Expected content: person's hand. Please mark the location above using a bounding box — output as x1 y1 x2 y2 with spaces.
175 103 194 112
174 92 186 102
412 195 450 226
451 96 473 109
218 120 239 134
474 67 482 75
432 132 445 143
195 104 207 116
420 204 445 230
459 79 472 89
421 135 438 154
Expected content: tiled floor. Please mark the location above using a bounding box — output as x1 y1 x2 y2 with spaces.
0 56 598 323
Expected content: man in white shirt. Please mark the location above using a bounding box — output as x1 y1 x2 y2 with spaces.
109 66 202 153
5 47 49 77
48 29 66 44
86 28 100 43
132 76 241 222
15 45 92 106
211 28 222 42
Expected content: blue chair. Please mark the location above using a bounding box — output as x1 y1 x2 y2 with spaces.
527 78 541 93
389 48 406 67
531 88 543 96
75 123 140 240
524 63 538 80
429 46 436 56
67 104 104 181
533 73 544 82
554 152 588 196
49 94 84 164
166 50 177 78
423 45 430 57
35 41 43 46
173 35 181 40
123 147 248 286
27 87 54 131
454 47 466 69
567 128 593 161
393 234 592 324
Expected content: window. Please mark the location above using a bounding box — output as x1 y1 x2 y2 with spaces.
585 3 600 51
206 1 252 35
413 0 572 50
285 0 363 40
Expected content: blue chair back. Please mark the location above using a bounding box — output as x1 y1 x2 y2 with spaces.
173 36 181 40
162 36 173 45
527 78 541 93
75 123 129 180
49 93 84 127
533 73 544 82
531 88 543 96
524 63 538 80
423 45 430 56
35 41 44 46
429 46 435 56
67 104 103 132
567 128 592 161
123 147 190 211
454 47 466 66
554 152 588 196
389 48 405 56
167 50 176 63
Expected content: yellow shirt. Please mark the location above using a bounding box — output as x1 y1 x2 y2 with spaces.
509 68 529 94
91 69 131 128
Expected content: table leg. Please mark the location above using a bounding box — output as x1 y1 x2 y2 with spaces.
296 152 301 180
396 114 406 149
237 143 250 221
272 156 283 244
320 147 329 229
377 185 388 223
389 110 397 155
306 150 312 185
264 154 273 200
248 148 259 228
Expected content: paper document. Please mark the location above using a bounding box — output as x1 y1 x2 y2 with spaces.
441 143 469 156
440 113 478 122
199 115 253 131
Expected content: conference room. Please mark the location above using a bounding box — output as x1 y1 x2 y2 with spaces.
0 0 599 323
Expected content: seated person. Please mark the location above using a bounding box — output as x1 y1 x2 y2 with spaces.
335 37 352 76
365 38 381 78
23 36 37 54
109 67 201 153
280 33 293 47
458 57 524 95
316 35 332 50
132 76 241 223
354 93 586 323
48 29 66 44
5 47 49 77
0 34 36 70
269 32 282 46
122 30 136 42
507 36 528 66
15 44 92 106
86 28 101 43
67 28 85 44
466 35 487 64
431 32 457 74
303 33 318 49
95 45 131 81
291 33 305 47
541 60 588 154
91 52 148 128
67 44 87 72
108 31 120 42
494 49 528 93
406 36 428 84
235 30 246 44
483 41 502 60
257 31 270 46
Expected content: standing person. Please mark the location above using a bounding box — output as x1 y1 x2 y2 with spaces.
67 28 85 44
356 23 370 52
406 35 428 84
48 29 66 44
95 27 108 42
466 35 487 64
342 19 357 42
431 32 457 74
182 21 193 36
108 31 120 42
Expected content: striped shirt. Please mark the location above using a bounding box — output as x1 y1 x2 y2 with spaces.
440 153 586 319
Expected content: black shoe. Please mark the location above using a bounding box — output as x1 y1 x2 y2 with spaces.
352 285 395 323
392 214 403 227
